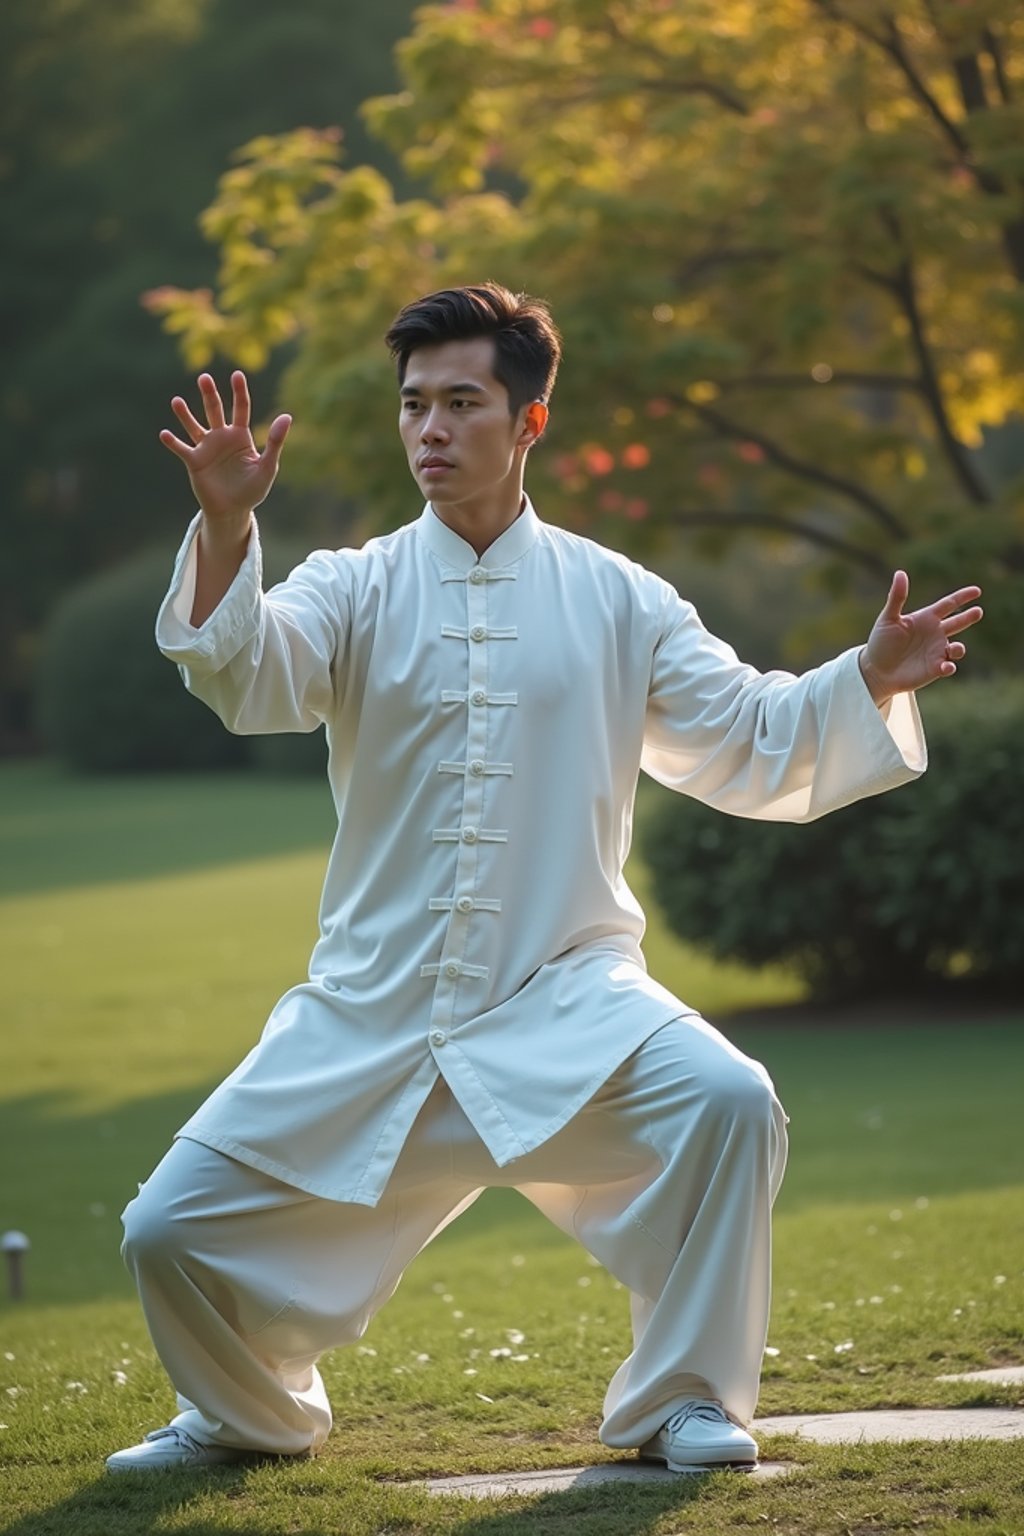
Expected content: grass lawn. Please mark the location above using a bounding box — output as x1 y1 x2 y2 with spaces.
1 763 1022 1535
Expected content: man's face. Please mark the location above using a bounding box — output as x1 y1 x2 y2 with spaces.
398 336 530 508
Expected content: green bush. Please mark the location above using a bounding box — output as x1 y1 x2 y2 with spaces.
36 536 326 773
640 679 1024 998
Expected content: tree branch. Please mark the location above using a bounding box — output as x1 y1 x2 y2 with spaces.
673 396 908 538
877 208 992 505
709 371 922 395
653 508 889 575
674 245 784 288
530 75 749 117
817 3 1024 282
601 11 750 116
812 3 981 167
984 27 1012 106
950 50 989 115
624 74 750 115
879 16 974 158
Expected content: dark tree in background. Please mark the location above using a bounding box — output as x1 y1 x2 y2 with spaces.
0 0 417 749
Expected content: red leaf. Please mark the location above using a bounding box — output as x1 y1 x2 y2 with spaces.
582 445 615 476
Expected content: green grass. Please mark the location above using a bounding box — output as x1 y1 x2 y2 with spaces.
1 764 1022 1534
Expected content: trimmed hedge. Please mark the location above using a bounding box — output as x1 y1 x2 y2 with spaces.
640 679 1024 998
36 537 327 774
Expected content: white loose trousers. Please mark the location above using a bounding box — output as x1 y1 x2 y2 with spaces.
121 1016 787 1455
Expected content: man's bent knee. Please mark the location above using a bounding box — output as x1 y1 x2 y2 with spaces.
120 1186 185 1271
710 1054 780 1131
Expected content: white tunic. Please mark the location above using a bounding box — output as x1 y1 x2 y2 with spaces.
155 498 926 1205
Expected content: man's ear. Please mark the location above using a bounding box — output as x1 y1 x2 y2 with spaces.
523 401 549 443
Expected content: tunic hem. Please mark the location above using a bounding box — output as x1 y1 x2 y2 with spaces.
172 1131 383 1209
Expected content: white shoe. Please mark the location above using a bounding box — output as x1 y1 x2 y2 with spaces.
639 1398 758 1471
105 1426 254 1473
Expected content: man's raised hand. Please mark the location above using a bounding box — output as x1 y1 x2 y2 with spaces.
858 570 983 708
159 371 292 522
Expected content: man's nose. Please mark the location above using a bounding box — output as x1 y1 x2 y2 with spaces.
420 409 450 442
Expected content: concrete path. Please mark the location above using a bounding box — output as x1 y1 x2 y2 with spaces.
424 1459 791 1497
420 1405 1024 1499
753 1406 1024 1444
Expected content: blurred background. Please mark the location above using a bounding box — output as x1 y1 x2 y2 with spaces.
2 14 1023 1462
3 0 1023 999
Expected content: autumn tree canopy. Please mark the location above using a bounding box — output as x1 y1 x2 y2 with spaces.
151 0 1024 655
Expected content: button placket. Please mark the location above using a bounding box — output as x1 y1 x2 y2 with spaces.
425 565 516 1035
459 569 492 903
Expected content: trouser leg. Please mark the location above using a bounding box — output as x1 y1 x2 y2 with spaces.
120 1084 480 1454
514 1016 788 1446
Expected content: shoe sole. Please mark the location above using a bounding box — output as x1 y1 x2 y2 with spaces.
106 1455 252 1474
639 1450 757 1474
106 1447 316 1474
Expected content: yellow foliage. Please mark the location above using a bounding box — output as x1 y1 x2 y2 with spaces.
149 0 1024 609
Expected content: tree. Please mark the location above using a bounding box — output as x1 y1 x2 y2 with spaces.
150 0 1024 661
2 0 416 749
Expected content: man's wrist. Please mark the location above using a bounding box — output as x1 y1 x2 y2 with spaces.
198 509 253 552
858 647 894 710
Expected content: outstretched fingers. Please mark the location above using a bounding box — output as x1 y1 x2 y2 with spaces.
197 373 227 430
260 413 293 475
169 395 206 444
941 602 984 639
231 370 251 431
932 584 983 619
881 569 910 621
158 426 195 462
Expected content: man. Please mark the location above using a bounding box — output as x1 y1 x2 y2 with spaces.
108 283 981 1474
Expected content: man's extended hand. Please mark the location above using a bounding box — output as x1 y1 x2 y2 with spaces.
159 371 291 522
858 570 983 708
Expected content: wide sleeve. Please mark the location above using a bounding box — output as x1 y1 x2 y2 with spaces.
641 586 927 823
154 511 350 734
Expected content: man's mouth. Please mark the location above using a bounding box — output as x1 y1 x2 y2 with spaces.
420 456 454 472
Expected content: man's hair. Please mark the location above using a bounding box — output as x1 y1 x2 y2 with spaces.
384 282 562 413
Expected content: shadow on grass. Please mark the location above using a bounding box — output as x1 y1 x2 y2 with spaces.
446 1474 708 1536
0 1464 709 1536
0 763 334 900
1 1469 249 1536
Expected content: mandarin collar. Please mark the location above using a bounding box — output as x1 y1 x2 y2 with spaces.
416 497 540 573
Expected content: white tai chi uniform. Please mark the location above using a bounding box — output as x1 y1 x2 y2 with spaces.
127 497 926 1454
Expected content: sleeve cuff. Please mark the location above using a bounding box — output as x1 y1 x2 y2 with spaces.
841 644 928 780
155 511 263 675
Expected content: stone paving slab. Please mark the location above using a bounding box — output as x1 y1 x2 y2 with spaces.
936 1366 1024 1386
419 1408 1024 1499
422 1460 790 1498
753 1407 1024 1444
